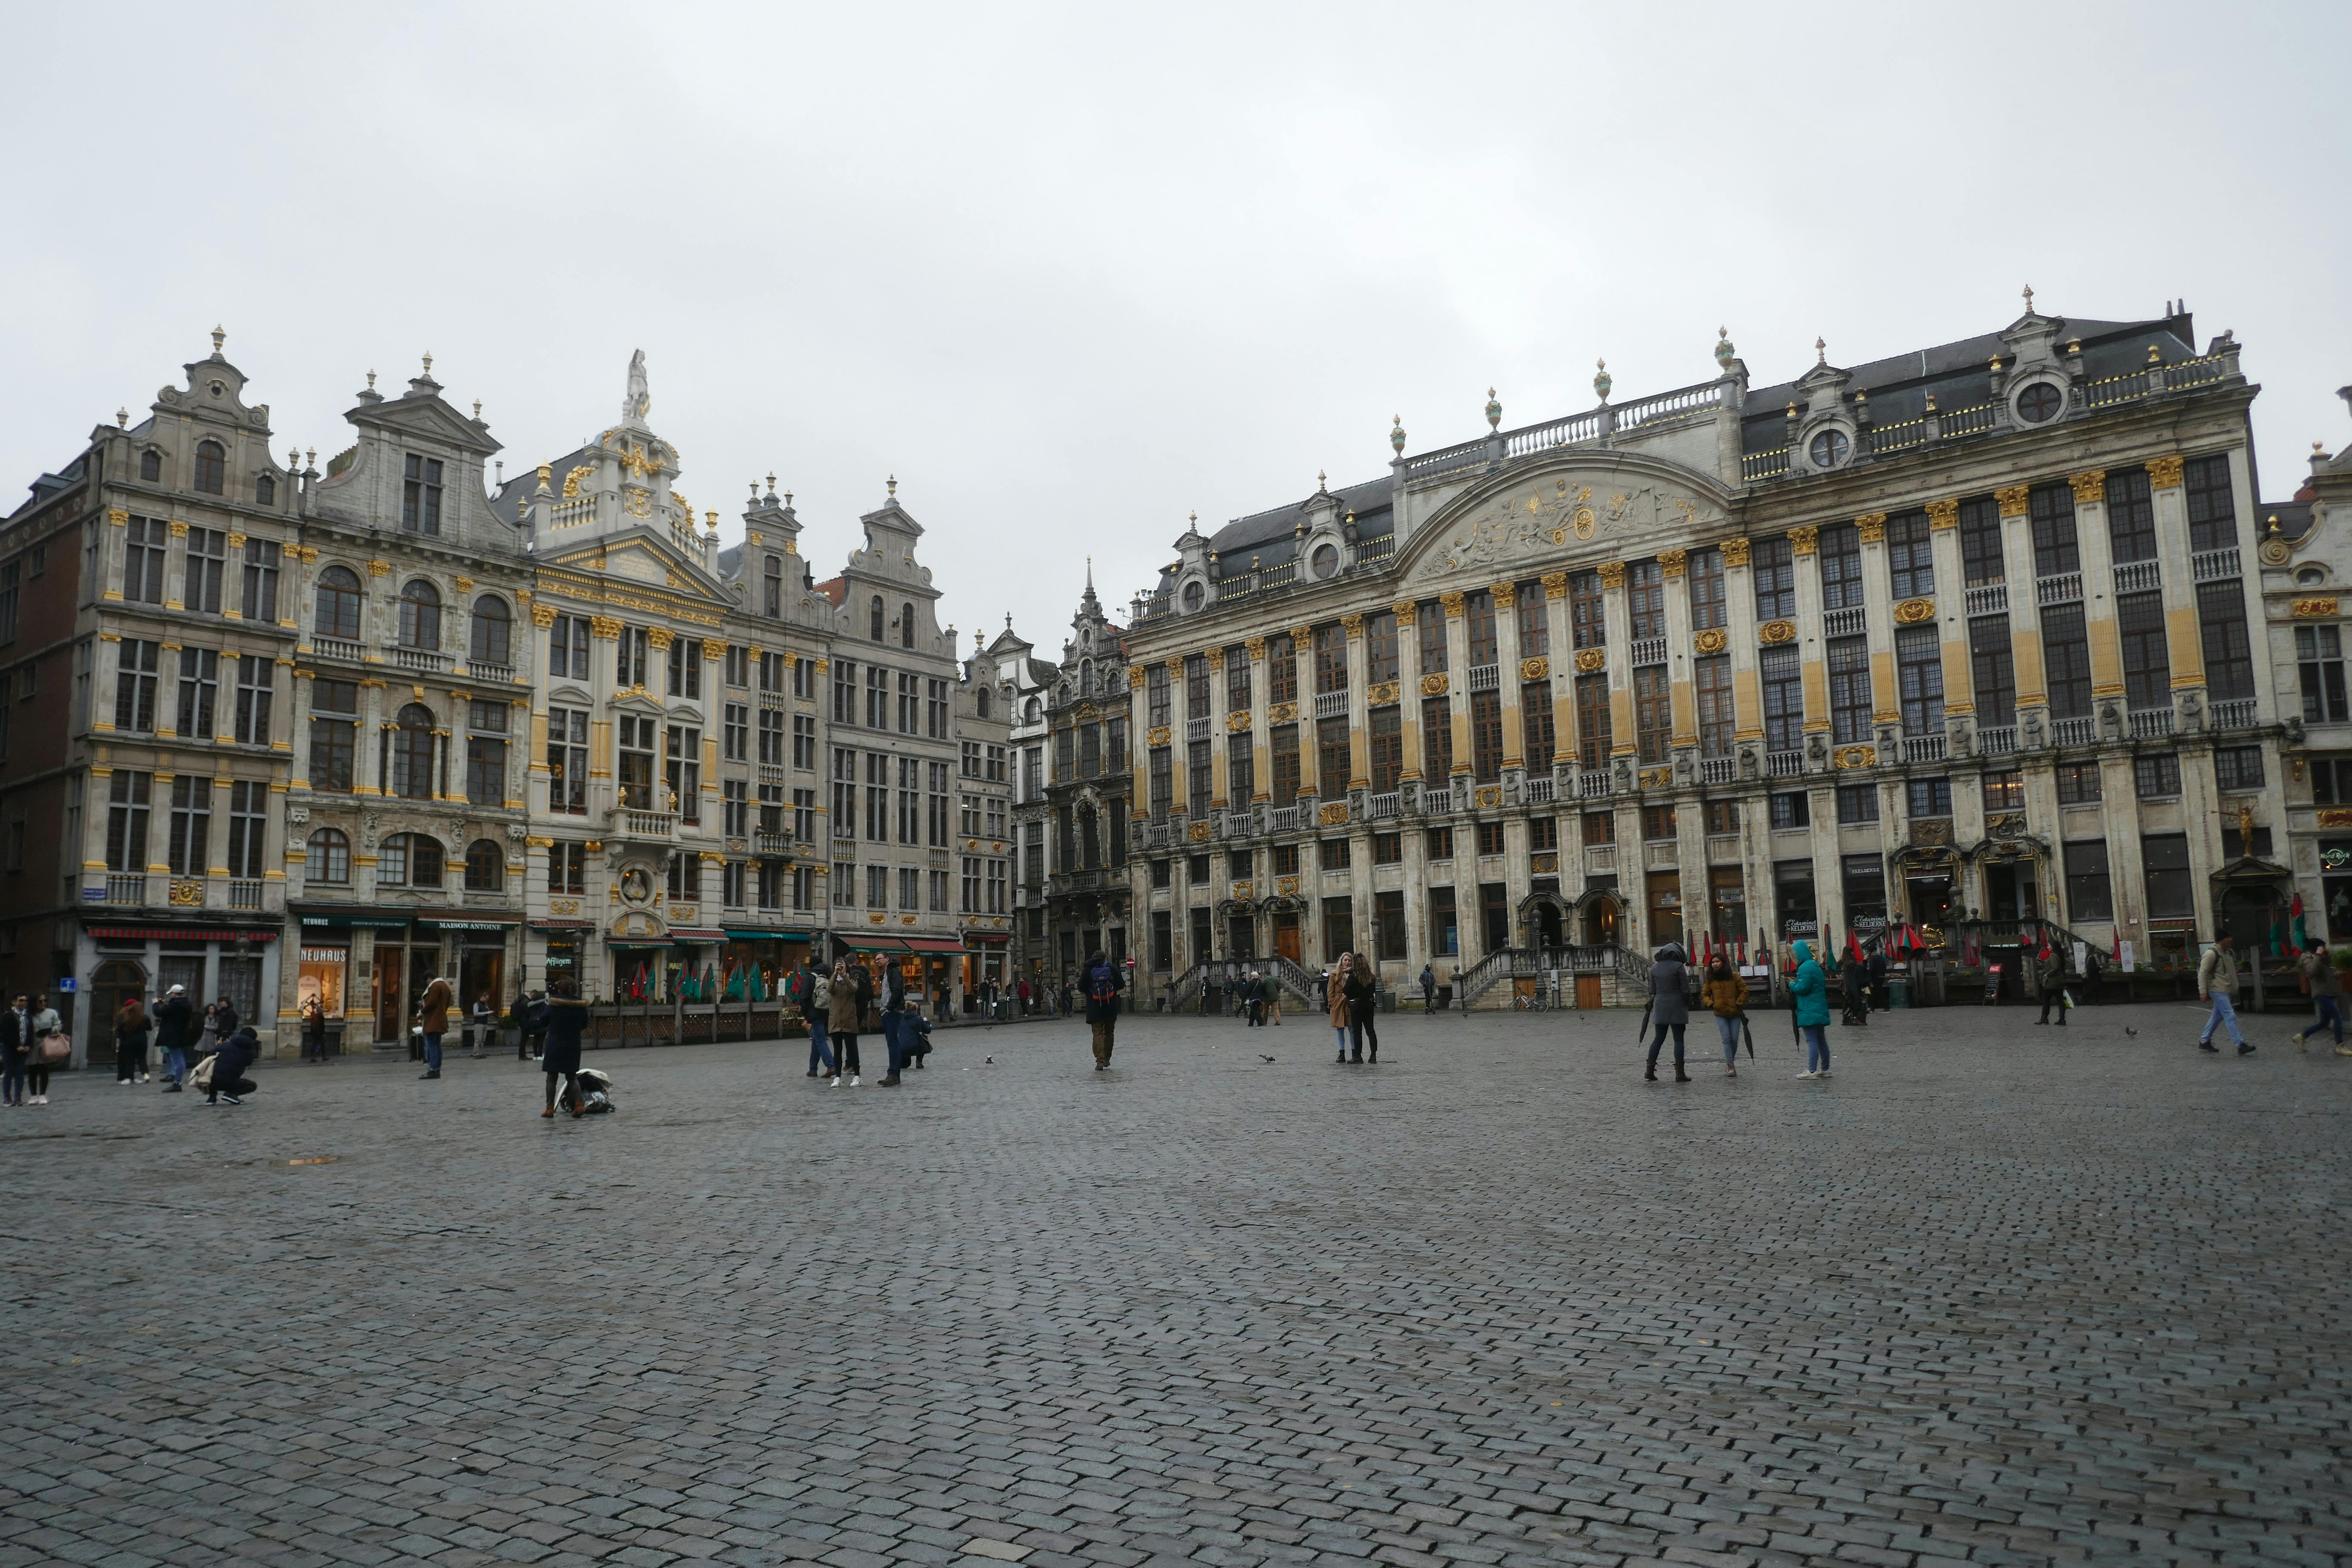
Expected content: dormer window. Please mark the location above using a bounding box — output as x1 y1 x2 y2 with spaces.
763 555 782 616
2015 382 2064 424
402 454 443 535
1310 542 1340 579
901 600 915 649
255 473 276 506
139 449 162 482
1807 429 1850 469
193 440 226 494
1182 580 1205 612
870 595 885 642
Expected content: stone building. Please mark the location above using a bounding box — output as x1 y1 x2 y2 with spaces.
2277 388 2352 946
1115 299 2291 1006
955 631 1016 995
283 357 532 1049
985 617 1058 988
0 331 300 1059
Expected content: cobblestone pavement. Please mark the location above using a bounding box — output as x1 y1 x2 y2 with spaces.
6 1002 2350 1568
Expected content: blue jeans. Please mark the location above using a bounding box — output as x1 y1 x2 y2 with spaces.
1715 1016 1741 1062
882 1010 905 1075
1802 1025 1830 1072
808 1013 836 1074
2201 994 2245 1046
1 1057 23 1103
2298 996 2343 1043
423 1032 443 1072
164 1046 188 1086
1645 1023 1686 1066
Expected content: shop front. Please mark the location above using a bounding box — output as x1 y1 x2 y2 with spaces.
291 906 521 1050
837 935 966 1019
720 926 815 1001
81 917 282 1063
530 919 592 994
960 931 1010 1011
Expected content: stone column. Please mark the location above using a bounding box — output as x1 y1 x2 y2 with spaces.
1599 563 1635 768
1165 657 1189 815
2146 455 2206 706
164 518 190 611
1206 645 1230 811
1393 605 1422 784
1721 539 1763 754
1855 513 1900 743
1789 528 1829 763
1127 665 1148 821
2069 470 2127 728
1542 574 1574 784
92 634 123 736
1660 550 1697 756
1493 582 1523 776
100 506 129 606
1995 484 2046 741
1440 596 1471 785
1924 500 1973 756
357 678 387 796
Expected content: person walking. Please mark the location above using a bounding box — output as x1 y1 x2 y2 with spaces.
416 974 453 1080
1419 962 1436 1014
2291 941 2346 1053
1644 942 1691 1083
26 995 62 1104
1703 953 1747 1078
2196 934 2251 1055
1327 955 1356 1063
203 1025 260 1106
539 980 590 1116
827 961 863 1086
151 984 192 1089
1082 949 1123 1069
2035 940 2069 1027
1344 958 1380 1064
300 997 328 1063
879 958 910 1087
0 995 30 1109
795 959 837 1080
1867 946 1890 1013
1790 939 1832 1078
115 997 152 1085
1260 968 1281 1028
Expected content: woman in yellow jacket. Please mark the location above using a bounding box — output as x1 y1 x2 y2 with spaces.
1701 954 1747 1078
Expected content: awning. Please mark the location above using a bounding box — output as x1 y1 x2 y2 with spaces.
530 919 594 931
667 928 728 943
903 937 967 955
723 928 809 942
88 925 279 943
842 937 912 954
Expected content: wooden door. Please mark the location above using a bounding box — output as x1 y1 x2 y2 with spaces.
1575 974 1602 1010
1274 916 1302 965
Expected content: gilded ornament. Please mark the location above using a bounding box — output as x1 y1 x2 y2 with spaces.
1491 581 1517 608
1276 875 1299 896
1571 505 1598 540
169 520 189 537
1165 658 1184 678
1368 680 1400 704
1693 628 1727 655
2259 537 2292 567
1226 711 1253 732
1894 597 1936 624
1128 666 1146 688
2068 469 2107 505
1658 548 1687 579
2291 598 2339 618
1995 485 2031 518
1854 513 1887 543
1519 656 1550 680
1268 702 1298 723
1531 852 1558 874
1475 786 1502 809
1437 591 1464 616
1924 498 1960 531
1596 561 1625 589
1638 768 1673 790
1188 822 1213 842
624 488 652 519
1573 648 1605 673
2146 454 2186 489
1245 636 1268 658
1390 602 1416 628
1420 673 1450 697
1318 803 1350 826
1289 624 1313 646
107 508 127 527
1833 745 1877 769
588 615 623 639
1719 538 1751 567
2317 809 2352 829
560 465 592 498
1759 619 1796 644
1540 571 1568 600
1340 613 1363 637
297 546 318 564
1147 725 1171 747
1787 526 1818 556
1231 880 1254 901
646 627 675 649
169 879 204 906
367 559 391 576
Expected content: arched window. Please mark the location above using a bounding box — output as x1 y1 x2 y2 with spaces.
306 827 350 885
398 579 441 649
314 566 362 641
469 596 511 665
139 449 162 482
1080 658 1093 692
1026 696 1041 722
901 601 915 649
255 474 276 507
464 839 504 891
396 833 446 888
193 440 226 494
392 703 436 799
870 595 885 642
976 686 992 719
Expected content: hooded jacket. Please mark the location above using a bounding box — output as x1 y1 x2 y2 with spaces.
1788 940 1831 1027
418 979 454 1035
211 1027 259 1085
153 992 195 1052
1647 944 1690 1027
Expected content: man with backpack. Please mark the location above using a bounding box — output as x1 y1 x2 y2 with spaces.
1083 949 1123 1071
792 957 837 1080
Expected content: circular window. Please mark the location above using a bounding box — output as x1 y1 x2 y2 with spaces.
2296 567 2327 587
1181 579 1205 612
1311 542 1341 579
2016 382 2064 424
208 380 226 398
1807 429 1850 469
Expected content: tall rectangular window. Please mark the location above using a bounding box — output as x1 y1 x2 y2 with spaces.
2118 591 2170 710
1185 653 1210 719
241 538 281 622
1686 548 1726 631
2055 761 2102 804
1229 735 1258 802
928 761 951 847
1078 724 1102 778
1521 683 1556 774
1752 537 1794 621
616 714 656 808
122 517 167 604
1316 715 1351 798
167 776 210 876
2134 753 2183 800
724 778 749 838
115 639 160 732
1149 746 1173 819
2199 580 2255 701
665 724 702 822
1375 889 1407 962
1818 523 1862 610
1364 611 1399 686
1267 634 1296 704
468 701 510 806
1469 689 1503 781
107 770 151 871
1959 496 2004 585
185 528 227 614
2106 469 2157 564
546 704 586 814
666 637 703 698
1570 570 1606 648
1574 673 1611 769
1269 725 1299 806
899 756 922 844
2030 482 2079 578
1969 616 2016 729
2142 833 2193 918
1220 646 1251 714
1516 589 1552 657
1188 738 1213 805
1632 666 1670 763
175 647 219 738
1313 625 1348 694
1464 591 1498 667
2300 625 2348 723
310 680 358 794
1896 624 1943 735
617 627 649 689
830 746 858 835
548 615 590 679
1428 887 1458 957
2185 453 2237 554
1694 654 1733 757
225 779 267 879
401 454 444 534
1147 663 1170 726
725 644 749 687
865 665 888 729
2042 604 2093 720
865 751 888 842
1626 561 1665 640
1421 695 1454 781
1761 646 1802 753
1828 635 1871 744
234 655 274 745
833 657 858 725
1368 706 1401 792
725 701 749 761
1886 510 1934 598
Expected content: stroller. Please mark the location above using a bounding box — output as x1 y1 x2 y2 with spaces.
561 1066 618 1115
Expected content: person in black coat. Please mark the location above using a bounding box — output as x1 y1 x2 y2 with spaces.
151 985 193 1088
1083 951 1124 1070
115 998 153 1084
539 981 591 1117
1344 963 1381 1063
205 1026 259 1106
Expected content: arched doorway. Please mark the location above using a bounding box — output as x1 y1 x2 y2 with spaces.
89 959 147 1067
1577 889 1623 948
1517 891 1573 953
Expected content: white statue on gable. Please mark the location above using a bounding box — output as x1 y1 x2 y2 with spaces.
623 349 651 424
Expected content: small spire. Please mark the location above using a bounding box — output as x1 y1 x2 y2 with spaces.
1592 360 1611 402
1085 555 1094 588
749 480 760 502
765 472 776 496
211 325 225 355
784 491 793 508
494 460 504 483
2022 282 2035 313
366 370 376 390
1317 470 1327 493
974 628 983 650
1714 327 1736 370
1815 337 1827 365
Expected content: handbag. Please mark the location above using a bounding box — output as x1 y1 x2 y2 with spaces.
190 1054 216 1090
37 1033 70 1063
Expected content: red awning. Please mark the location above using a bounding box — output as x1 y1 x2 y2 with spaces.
88 926 277 943
902 936 967 955
529 919 594 931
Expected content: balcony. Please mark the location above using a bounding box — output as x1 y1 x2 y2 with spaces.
391 646 454 675
1313 690 1348 718
1628 637 1668 667
1978 726 2017 756
1221 808 1257 838
313 637 366 665
2129 706 2176 739
2113 559 2162 595
609 806 677 844
466 662 515 684
1418 789 1451 815
1186 716 1211 741
757 763 786 787
2209 697 2257 729
1367 791 1401 820
1467 663 1501 692
1767 749 1804 778
758 691 787 710
103 873 148 905
227 879 263 911
1523 776 1556 804
2037 572 2083 606
2052 716 2095 747
1900 733 1947 764
1963 582 2009 617
1699 756 1736 784
2192 547 2242 583
1821 607 1865 639
1270 806 1302 833
754 830 793 856
1577 769 1613 799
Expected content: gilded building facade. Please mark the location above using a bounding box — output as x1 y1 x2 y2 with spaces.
1116 302 2297 1005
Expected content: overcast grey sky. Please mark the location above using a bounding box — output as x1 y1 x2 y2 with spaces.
4 3 2345 650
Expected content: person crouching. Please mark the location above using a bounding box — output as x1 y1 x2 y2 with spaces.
205 1026 260 1106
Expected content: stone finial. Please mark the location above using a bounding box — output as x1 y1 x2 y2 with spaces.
422 351 433 375
116 407 128 428
1485 388 1502 429
305 447 316 471
472 399 482 420
2022 283 2035 314
749 480 760 501
287 448 299 470
887 474 897 499
784 491 793 508
2147 344 2163 365
1390 414 1406 456
1317 470 1327 493
1593 361 1611 401
1815 337 1827 365
211 325 225 355
1715 327 1735 370
766 472 777 496
366 370 377 390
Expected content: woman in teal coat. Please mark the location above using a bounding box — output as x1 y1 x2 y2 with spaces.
1788 940 1832 1079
